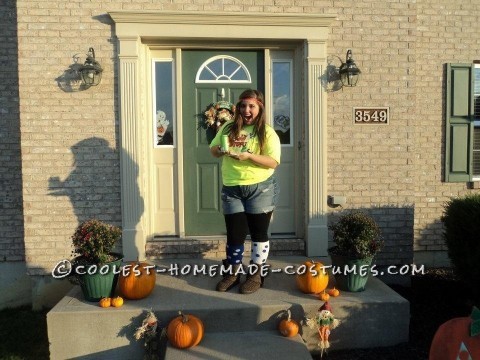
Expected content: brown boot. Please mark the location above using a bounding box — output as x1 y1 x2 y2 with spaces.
239 263 268 294
216 260 243 292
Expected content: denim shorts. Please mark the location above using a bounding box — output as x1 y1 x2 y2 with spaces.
221 175 279 215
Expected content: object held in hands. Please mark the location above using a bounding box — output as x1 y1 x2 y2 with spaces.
221 135 229 152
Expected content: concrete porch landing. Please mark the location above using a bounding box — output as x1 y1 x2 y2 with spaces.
47 256 409 359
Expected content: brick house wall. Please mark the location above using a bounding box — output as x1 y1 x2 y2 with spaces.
413 1 480 264
2 0 478 285
327 0 480 266
16 0 122 275
326 0 417 267
0 0 24 262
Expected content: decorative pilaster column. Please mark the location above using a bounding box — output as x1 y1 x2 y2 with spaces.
304 40 328 256
118 37 146 261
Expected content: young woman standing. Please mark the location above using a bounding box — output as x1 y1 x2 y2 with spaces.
209 89 281 294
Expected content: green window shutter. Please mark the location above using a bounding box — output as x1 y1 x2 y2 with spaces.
445 63 475 182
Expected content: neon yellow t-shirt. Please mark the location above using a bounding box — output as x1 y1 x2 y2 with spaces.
210 121 281 186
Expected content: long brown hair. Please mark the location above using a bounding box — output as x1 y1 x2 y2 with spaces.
224 89 267 151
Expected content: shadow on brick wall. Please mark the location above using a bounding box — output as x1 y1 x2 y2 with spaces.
0 1 24 262
416 216 448 267
48 137 126 226
320 55 344 93
55 60 89 93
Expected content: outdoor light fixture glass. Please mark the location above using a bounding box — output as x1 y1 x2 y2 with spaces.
78 47 103 86
339 49 361 87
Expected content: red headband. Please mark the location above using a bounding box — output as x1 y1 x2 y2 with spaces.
240 97 263 106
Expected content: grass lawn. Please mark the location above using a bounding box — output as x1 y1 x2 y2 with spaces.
0 306 50 360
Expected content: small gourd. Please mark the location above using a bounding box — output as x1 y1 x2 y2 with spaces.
99 297 111 308
319 290 330 302
327 287 340 297
111 296 124 307
278 309 299 338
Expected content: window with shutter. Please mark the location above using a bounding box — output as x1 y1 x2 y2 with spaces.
474 127 480 177
473 64 480 180
445 63 475 182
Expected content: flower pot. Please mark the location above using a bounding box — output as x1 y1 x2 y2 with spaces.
74 253 123 302
330 253 373 292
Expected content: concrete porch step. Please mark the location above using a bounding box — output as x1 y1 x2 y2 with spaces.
164 331 312 359
146 237 305 259
47 256 409 359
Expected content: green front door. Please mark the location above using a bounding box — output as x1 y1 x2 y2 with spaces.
182 50 264 235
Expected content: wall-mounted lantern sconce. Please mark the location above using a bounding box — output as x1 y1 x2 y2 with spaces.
78 48 103 86
339 49 361 87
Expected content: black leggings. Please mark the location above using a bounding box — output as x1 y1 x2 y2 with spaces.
224 212 273 246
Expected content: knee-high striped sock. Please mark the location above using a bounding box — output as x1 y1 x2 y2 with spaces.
251 241 269 264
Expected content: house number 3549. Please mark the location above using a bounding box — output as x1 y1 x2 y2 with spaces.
353 107 389 124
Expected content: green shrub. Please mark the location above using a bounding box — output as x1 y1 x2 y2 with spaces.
328 211 383 259
442 194 480 296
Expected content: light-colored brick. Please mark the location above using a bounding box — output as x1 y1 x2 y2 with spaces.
2 0 479 275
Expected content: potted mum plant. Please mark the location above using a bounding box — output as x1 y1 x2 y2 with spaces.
71 219 123 301
328 211 383 292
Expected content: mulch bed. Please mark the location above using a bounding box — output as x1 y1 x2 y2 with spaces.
314 268 478 360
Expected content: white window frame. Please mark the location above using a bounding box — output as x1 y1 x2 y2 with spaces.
152 58 176 148
271 57 294 147
195 55 251 83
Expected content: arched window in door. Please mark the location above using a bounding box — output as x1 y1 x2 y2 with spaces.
195 55 251 83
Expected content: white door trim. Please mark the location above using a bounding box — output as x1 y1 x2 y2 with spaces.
109 10 335 261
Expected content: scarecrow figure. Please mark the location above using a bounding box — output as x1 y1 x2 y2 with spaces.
134 310 165 359
134 310 158 342
306 301 340 354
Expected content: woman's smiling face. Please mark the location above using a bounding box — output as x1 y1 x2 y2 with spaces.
239 99 260 125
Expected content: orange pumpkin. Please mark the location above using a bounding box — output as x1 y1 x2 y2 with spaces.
429 307 480 360
99 297 111 308
111 296 124 307
295 259 329 294
278 309 299 338
328 287 340 297
319 290 330 302
118 262 156 300
167 311 204 349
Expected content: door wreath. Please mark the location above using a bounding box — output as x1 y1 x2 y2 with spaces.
203 100 235 132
